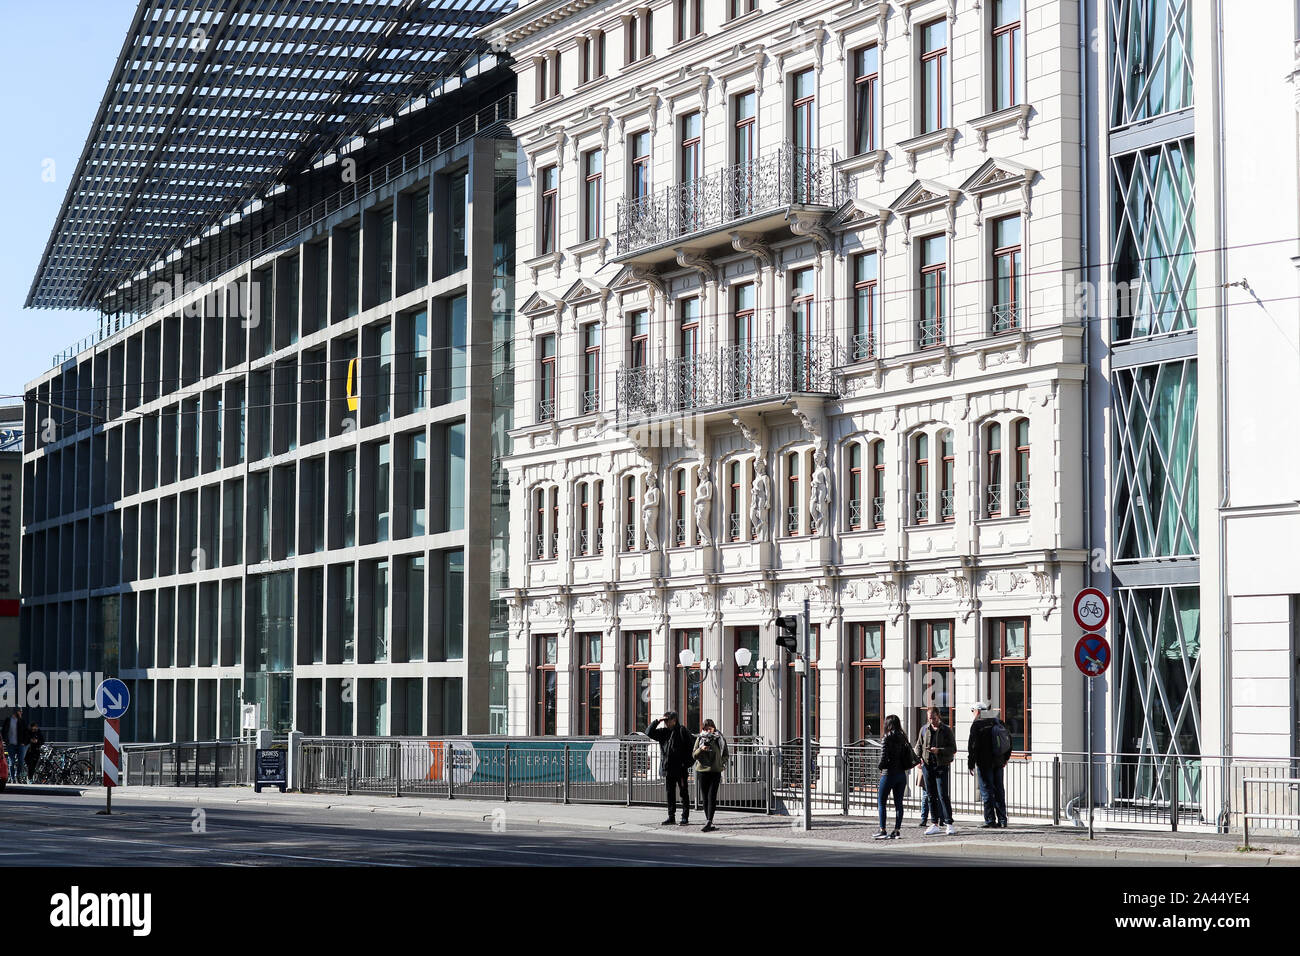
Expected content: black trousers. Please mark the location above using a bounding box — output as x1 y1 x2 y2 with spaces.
698 771 721 823
665 769 691 819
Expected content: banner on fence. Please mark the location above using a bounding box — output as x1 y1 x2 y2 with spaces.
417 740 623 785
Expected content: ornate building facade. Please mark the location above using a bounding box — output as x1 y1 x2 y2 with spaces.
493 0 1090 753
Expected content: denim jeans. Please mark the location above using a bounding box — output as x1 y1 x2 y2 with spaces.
976 765 1007 825
920 788 930 823
877 771 907 832
5 744 22 782
923 764 952 826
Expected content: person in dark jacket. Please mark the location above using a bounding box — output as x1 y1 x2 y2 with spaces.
914 706 957 835
647 711 697 825
875 714 913 839
25 722 45 783
967 702 1008 828
4 709 29 785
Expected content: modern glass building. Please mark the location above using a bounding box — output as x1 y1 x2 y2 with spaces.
20 0 517 741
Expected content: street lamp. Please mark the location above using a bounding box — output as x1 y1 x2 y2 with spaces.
733 646 771 683
678 647 711 682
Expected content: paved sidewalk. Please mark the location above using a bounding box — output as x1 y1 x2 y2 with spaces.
86 785 1300 866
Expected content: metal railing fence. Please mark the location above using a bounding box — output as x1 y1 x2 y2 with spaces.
121 739 258 788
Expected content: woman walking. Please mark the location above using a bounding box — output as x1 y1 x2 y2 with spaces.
692 719 728 832
875 714 917 840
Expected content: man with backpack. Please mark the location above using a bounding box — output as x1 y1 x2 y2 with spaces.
967 702 1011 828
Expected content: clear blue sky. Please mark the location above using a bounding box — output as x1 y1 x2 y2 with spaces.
0 1 137 397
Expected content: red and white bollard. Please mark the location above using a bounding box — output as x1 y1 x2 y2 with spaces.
100 717 120 813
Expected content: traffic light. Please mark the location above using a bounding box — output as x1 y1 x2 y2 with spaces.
776 615 798 654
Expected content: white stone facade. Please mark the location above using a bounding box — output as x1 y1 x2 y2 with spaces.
494 0 1087 752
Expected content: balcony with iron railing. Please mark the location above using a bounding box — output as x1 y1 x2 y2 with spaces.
1015 480 1030 514
615 332 840 424
850 332 876 362
615 144 847 265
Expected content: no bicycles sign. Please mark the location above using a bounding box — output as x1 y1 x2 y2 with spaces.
1072 588 1110 632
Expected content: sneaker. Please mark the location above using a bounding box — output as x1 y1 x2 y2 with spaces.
924 825 943 836
945 824 957 836
701 824 715 833
980 822 998 829
679 818 691 826
917 820 930 828
661 818 676 826
889 831 900 839
874 830 890 840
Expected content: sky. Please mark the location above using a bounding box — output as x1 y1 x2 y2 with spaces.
0 1 138 398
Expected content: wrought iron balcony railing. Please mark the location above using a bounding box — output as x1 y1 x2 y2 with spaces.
992 302 1019 334
987 483 1003 516
940 489 955 521
918 317 944 349
848 498 862 529
624 523 637 552
615 144 846 257
616 332 840 422
582 389 600 414
537 398 556 423
728 513 742 541
914 492 929 523
872 496 885 527
786 506 801 535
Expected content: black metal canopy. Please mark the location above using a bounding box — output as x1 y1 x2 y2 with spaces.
26 0 514 311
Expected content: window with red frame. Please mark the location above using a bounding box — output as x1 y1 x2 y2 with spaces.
535 634 558 735
989 617 1030 752
849 621 885 740
1014 417 1030 515
784 624 820 741
847 443 863 530
578 631 603 735
916 619 953 733
624 630 651 733
674 629 703 732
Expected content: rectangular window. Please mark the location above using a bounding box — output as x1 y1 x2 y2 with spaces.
920 235 946 348
537 334 556 422
854 45 881 154
579 632 603 735
373 440 391 544
849 622 884 739
675 0 701 42
992 0 1023 111
734 628 760 738
410 431 427 537
674 629 703 732
674 469 689 547
371 559 389 663
344 225 360 318
847 443 862 530
376 322 393 424
443 550 464 660
539 165 558 254
679 112 702 232
535 635 558 736
623 475 639 552
679 297 700 359
786 452 801 536
727 460 744 541
785 625 820 740
410 188 429 288
992 215 1023 333
624 630 651 733
733 91 756 216
447 422 466 532
583 149 604 241
989 617 1030 752
449 170 467 274
629 309 648 369
791 268 815 391
872 440 885 528
406 555 425 662
448 295 467 404
377 207 394 304
791 69 816 203
917 619 954 731
921 19 950 132
629 131 650 201
582 323 601 413
853 251 878 360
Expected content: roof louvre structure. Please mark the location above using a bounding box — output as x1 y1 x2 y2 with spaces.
26 0 514 312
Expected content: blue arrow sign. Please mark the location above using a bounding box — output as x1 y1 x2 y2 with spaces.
95 679 130 720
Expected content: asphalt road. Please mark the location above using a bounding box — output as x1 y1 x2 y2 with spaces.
0 793 1132 867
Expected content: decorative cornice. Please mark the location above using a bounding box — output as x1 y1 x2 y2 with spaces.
967 103 1033 150
896 127 957 172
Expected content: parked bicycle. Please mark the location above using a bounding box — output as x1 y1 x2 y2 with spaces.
29 746 96 786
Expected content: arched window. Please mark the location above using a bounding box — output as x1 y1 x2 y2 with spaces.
913 434 930 524
871 439 886 528
847 443 863 530
1014 417 1030 514
986 422 1003 517
593 480 605 554
534 487 547 558
940 430 955 522
786 451 801 536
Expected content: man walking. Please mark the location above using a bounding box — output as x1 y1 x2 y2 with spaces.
967 702 1010 828
647 711 697 826
915 707 957 835
4 709 28 785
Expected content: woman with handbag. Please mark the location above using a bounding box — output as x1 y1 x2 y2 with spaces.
692 719 728 832
875 714 917 839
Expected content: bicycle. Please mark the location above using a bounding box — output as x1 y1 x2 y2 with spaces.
30 746 96 786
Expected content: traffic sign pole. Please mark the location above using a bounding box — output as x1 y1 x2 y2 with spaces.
1086 675 1093 840
94 679 130 816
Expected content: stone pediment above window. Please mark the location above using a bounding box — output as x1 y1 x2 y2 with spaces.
769 19 829 73
613 86 663 136
524 250 564 284
568 107 613 150
829 198 891 249
610 264 667 303
960 158 1036 225
523 126 567 178
837 149 888 183
897 127 957 173
569 237 612 269
660 64 712 113
967 103 1033 150
709 45 767 97
829 0 889 38
561 277 609 307
891 179 960 241
521 290 563 329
